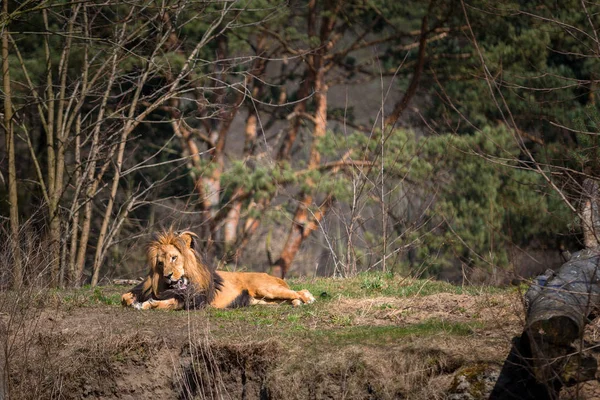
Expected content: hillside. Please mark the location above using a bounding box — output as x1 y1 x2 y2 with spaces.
2 275 530 399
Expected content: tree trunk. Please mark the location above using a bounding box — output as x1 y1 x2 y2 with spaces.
278 77 309 160
41 9 61 287
581 179 600 248
273 195 332 278
222 111 258 255
384 12 428 128
2 0 21 287
273 67 329 278
53 6 77 288
223 190 243 258
238 200 266 255
271 0 341 277
67 25 86 284
201 33 230 223
75 199 93 285
67 116 82 286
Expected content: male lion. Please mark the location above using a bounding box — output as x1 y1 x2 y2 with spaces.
121 230 315 310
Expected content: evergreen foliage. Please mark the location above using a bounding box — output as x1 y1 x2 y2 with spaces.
415 127 572 273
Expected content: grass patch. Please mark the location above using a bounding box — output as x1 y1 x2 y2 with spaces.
60 286 122 307
309 319 482 346
47 272 510 311
289 272 508 301
206 304 319 330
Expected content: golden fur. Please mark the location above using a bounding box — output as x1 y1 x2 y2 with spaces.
121 230 315 310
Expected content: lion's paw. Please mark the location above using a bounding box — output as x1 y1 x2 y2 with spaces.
132 299 156 310
291 299 303 307
298 290 316 304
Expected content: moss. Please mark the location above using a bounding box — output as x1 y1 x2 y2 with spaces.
449 364 493 399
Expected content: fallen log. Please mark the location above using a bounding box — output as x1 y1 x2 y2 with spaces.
521 179 600 386
111 278 143 286
491 252 600 400
492 179 600 398
524 250 600 385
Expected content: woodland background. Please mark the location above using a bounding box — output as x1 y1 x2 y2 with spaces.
1 0 598 288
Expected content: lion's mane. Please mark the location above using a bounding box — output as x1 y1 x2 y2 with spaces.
145 230 222 309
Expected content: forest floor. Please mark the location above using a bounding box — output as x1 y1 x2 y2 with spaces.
2 273 598 399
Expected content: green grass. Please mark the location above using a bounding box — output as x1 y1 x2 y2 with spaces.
60 286 122 307
49 272 512 311
309 319 481 346
202 303 484 346
288 272 509 301
206 304 319 331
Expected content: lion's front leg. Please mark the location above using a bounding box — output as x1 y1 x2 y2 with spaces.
121 292 138 307
121 276 153 307
134 298 182 310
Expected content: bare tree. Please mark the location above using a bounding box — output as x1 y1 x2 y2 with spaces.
4 1 240 287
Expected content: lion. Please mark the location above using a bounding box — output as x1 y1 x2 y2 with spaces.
121 230 316 310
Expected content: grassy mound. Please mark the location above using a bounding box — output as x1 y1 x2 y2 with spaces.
1 273 523 399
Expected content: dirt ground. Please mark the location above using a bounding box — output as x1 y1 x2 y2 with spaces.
1 281 598 399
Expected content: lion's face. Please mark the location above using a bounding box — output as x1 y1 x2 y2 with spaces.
147 230 209 295
153 244 188 288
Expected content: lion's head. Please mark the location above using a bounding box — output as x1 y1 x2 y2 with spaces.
147 230 212 297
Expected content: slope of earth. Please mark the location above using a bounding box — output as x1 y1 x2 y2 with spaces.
1 274 529 399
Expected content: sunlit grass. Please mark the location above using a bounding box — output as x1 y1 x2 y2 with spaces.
308 319 482 346
46 271 512 310
288 272 509 301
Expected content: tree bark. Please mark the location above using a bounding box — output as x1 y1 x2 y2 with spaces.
223 191 243 256
68 113 83 286
41 9 62 287
67 8 89 286
2 0 21 287
581 179 600 248
200 32 231 222
278 76 310 160
54 5 78 287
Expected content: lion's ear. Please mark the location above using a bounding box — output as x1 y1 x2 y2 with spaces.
178 231 199 250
